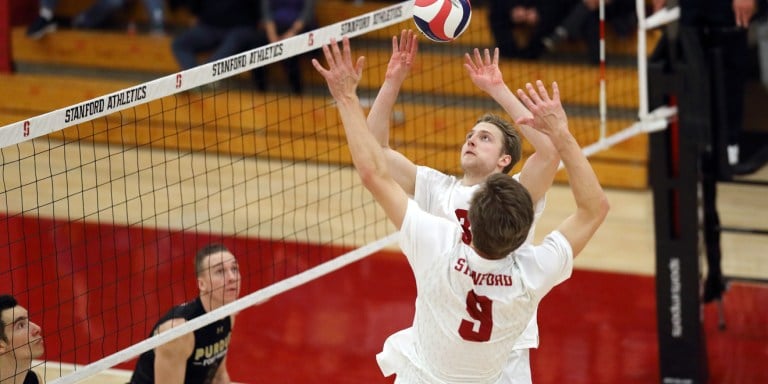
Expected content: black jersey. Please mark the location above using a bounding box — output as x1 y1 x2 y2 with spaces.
23 371 40 384
129 297 232 384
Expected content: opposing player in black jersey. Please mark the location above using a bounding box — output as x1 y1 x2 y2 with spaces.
0 295 45 384
130 244 241 384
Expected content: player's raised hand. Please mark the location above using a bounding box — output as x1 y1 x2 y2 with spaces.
312 37 366 102
514 81 568 138
384 29 418 84
464 47 504 93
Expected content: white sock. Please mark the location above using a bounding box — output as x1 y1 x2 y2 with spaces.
727 144 739 165
40 7 53 21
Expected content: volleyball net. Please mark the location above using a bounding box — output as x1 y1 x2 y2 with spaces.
0 1 671 382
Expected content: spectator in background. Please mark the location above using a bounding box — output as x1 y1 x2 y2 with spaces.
251 0 317 94
26 0 59 39
541 0 636 65
26 0 166 39
487 0 538 58
486 0 573 60
0 295 45 384
170 0 262 71
72 0 166 35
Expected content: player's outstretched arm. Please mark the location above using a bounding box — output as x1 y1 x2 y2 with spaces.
516 81 609 256
312 37 409 229
366 29 419 194
153 318 194 384
464 48 559 203
368 29 416 145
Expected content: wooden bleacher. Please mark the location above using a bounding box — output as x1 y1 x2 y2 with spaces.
2 1 654 189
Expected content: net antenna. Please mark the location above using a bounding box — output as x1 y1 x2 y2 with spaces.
576 0 677 161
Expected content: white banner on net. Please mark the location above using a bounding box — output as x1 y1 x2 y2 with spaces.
0 1 414 150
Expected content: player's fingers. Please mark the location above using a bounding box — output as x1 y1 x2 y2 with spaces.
551 81 560 102
464 53 476 71
310 58 326 75
516 88 534 109
473 48 483 66
492 48 499 66
321 43 335 68
341 37 352 65
329 38 343 64
392 35 399 54
483 48 491 65
525 82 542 104
411 32 419 55
536 80 550 101
355 56 366 77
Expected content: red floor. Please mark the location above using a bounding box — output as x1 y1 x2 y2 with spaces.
1 214 766 383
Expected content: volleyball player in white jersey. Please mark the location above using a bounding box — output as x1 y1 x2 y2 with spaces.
313 36 608 383
366 30 560 382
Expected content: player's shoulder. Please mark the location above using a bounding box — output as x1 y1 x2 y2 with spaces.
156 316 189 333
154 298 202 332
540 230 570 251
417 165 456 184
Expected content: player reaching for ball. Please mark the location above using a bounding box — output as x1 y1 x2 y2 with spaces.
312 35 609 383
367 29 559 382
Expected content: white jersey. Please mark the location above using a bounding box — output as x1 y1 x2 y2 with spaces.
413 166 546 350
377 200 573 383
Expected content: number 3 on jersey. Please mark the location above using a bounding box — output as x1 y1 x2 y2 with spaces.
455 209 471 245
458 290 493 342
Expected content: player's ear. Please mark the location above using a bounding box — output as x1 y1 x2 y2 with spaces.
498 154 512 169
0 338 7 353
197 276 207 293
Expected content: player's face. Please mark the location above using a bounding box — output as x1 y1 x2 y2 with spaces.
198 251 242 305
0 306 44 360
460 122 509 177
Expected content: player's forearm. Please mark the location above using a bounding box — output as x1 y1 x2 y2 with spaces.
367 78 403 147
487 83 531 122
518 151 559 203
154 361 186 384
554 132 608 220
338 95 390 180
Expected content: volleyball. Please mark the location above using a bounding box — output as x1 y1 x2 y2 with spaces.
413 0 472 43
